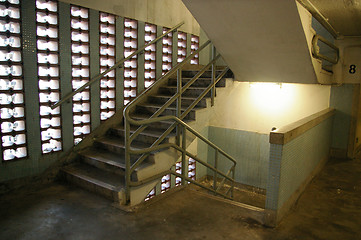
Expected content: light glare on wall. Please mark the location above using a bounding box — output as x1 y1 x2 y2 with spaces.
249 82 294 114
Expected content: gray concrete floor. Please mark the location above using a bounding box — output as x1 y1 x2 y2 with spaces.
1 157 360 240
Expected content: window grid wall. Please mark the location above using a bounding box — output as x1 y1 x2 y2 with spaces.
177 31 186 63
70 5 90 145
161 174 171 193
144 187 156 201
123 18 137 105
190 35 199 65
99 12 116 121
161 27 172 75
0 0 27 161
144 23 156 88
36 0 62 154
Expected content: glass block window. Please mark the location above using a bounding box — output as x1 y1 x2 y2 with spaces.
188 157 196 181
190 35 199 65
71 5 90 145
144 187 156 201
177 31 186 63
161 174 171 193
161 27 172 75
99 12 115 121
175 161 182 186
0 0 27 161
123 18 137 105
36 0 62 154
144 23 156 88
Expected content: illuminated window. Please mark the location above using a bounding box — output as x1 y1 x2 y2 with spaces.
123 18 137 105
161 174 171 193
190 35 199 65
162 27 172 75
36 0 62 154
188 157 196 181
144 23 156 88
0 0 27 160
144 187 156 201
177 31 186 63
99 12 116 121
175 161 182 186
71 5 90 145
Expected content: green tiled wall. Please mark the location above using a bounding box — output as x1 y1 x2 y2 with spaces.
266 117 333 210
199 126 269 189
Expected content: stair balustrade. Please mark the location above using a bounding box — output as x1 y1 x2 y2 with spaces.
54 21 237 205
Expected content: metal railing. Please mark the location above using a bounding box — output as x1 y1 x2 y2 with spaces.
51 21 185 109
312 34 339 64
124 40 237 204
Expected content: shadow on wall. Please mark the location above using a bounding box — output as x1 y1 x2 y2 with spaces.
197 126 270 189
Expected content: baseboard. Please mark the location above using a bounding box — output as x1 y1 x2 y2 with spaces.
330 148 348 159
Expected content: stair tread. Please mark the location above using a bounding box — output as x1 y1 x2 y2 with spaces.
150 94 205 101
96 136 150 150
112 125 176 138
63 163 125 191
80 148 127 168
169 77 212 80
161 86 207 90
137 102 201 110
80 147 153 170
130 113 193 123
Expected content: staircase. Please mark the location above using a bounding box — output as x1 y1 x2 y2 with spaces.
62 67 233 205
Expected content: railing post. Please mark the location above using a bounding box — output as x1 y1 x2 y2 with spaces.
176 68 182 146
211 45 216 106
231 166 235 199
213 149 218 193
124 119 131 204
181 125 187 186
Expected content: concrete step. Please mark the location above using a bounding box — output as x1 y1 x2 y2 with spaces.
148 94 207 108
158 86 212 98
62 163 124 201
181 69 233 78
95 136 154 159
135 102 198 120
167 77 226 88
110 125 175 145
79 147 153 181
129 113 180 132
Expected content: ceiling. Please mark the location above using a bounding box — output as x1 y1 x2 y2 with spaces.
309 0 361 36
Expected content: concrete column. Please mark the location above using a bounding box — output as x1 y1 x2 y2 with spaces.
89 9 100 130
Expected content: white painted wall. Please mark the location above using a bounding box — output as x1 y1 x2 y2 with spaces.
60 0 200 35
208 80 331 134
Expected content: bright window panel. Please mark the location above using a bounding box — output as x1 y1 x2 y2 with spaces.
99 12 116 121
71 5 90 145
0 0 27 160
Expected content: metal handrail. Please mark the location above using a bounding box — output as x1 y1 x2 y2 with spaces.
312 34 339 64
50 21 185 109
124 41 237 203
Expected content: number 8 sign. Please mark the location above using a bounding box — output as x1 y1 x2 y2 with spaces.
343 46 361 82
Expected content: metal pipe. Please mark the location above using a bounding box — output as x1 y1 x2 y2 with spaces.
296 0 339 38
211 45 216 106
213 149 218 192
312 34 339 64
181 125 187 185
124 120 131 204
51 21 185 109
176 68 182 146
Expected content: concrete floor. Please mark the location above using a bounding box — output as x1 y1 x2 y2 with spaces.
0 157 360 240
